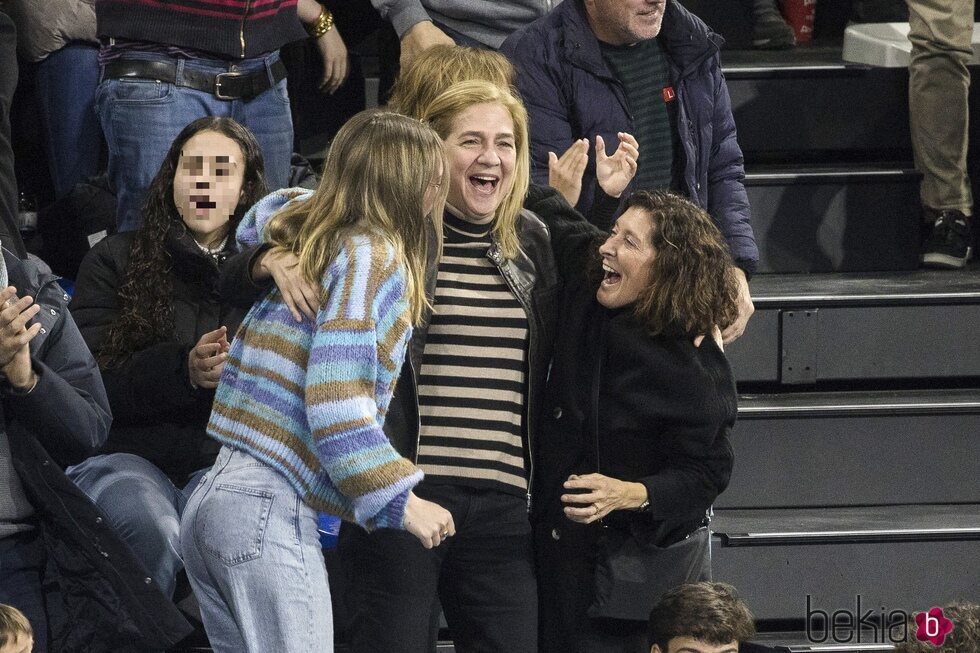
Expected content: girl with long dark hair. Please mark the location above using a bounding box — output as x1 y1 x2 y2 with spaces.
67 116 268 598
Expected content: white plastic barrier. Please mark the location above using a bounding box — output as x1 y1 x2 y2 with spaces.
842 22 980 68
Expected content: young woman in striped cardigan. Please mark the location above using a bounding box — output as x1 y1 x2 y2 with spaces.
179 109 455 653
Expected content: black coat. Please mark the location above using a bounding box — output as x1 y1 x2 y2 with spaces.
70 230 246 483
527 200 736 650
3 249 192 651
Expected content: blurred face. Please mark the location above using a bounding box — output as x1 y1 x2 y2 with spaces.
173 130 245 246
444 102 517 224
0 632 33 653
585 0 667 45
596 206 657 309
651 637 738 653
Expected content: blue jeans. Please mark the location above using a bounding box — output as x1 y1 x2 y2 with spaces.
180 445 332 653
95 52 293 232
66 453 206 598
35 43 103 199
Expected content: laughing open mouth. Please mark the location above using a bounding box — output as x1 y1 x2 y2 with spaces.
602 262 622 285
470 175 499 193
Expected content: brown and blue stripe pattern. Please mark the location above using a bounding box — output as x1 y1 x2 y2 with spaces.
210 196 421 530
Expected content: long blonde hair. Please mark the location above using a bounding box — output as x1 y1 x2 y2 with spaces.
388 45 516 119
263 109 448 324
421 80 530 260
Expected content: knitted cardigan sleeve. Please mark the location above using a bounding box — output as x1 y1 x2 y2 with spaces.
307 235 422 530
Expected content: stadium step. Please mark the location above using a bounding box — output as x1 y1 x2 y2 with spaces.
711 505 980 622
729 266 980 385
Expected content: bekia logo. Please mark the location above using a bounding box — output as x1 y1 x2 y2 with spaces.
915 607 954 647
806 596 956 646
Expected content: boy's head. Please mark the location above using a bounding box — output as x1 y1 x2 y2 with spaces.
648 583 755 653
0 604 33 653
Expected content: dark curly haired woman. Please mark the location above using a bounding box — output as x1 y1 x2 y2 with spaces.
535 189 741 653
65 116 267 598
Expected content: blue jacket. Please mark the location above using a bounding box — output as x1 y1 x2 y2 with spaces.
501 0 758 269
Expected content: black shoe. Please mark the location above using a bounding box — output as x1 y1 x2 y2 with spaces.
921 209 974 269
752 13 796 50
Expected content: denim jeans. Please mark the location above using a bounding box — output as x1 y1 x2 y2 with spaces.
180 445 332 653
338 483 537 653
66 453 206 598
35 43 103 199
95 51 293 232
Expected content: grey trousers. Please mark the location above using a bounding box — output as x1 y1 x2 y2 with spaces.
907 0 975 215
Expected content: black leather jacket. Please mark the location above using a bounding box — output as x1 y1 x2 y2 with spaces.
384 208 559 508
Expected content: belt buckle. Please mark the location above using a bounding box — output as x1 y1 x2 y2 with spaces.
214 71 245 100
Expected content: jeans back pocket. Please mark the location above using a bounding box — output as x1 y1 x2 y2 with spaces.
198 483 274 566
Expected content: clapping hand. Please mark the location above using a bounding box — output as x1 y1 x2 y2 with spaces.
188 326 230 390
548 139 590 207
595 132 639 199
0 287 41 390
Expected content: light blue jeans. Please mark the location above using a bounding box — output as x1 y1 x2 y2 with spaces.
180 445 332 653
95 51 293 232
66 453 207 598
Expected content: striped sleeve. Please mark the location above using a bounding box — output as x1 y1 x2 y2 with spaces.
306 236 422 530
236 187 314 248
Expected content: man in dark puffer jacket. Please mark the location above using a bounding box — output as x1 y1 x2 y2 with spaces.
0 247 191 652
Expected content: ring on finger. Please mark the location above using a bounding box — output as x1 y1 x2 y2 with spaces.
592 504 599 516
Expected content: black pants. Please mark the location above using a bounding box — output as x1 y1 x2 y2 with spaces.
338 484 538 653
0 529 50 652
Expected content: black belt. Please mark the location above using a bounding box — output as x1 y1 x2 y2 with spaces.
102 58 287 100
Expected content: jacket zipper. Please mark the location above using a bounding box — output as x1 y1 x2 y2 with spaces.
409 348 423 464
239 0 251 58
487 245 536 513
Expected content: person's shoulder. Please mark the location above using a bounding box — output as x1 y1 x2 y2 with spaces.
501 1 567 55
80 232 136 272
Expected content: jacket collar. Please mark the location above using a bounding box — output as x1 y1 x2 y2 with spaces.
559 0 723 80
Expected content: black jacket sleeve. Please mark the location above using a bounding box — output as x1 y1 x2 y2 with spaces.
218 243 274 308
525 184 604 283
637 338 735 521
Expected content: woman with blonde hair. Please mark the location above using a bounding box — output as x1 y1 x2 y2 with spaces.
332 78 557 653
388 45 638 225
233 79 559 651
178 109 454 653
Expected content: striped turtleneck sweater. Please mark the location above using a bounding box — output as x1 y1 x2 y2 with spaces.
208 189 422 530
415 211 530 496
